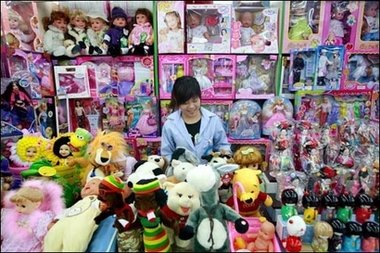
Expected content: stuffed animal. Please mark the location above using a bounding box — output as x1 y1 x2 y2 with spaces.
282 215 307 252
166 147 200 177
43 176 104 252
147 154 169 173
133 178 178 252
226 168 273 219
161 181 201 248
179 164 249 252
127 160 167 189
1 179 65 252
166 159 196 184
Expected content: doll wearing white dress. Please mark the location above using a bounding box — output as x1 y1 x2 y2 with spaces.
239 11 256 46
186 10 209 43
192 59 212 90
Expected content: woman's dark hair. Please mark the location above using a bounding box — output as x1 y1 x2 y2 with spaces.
169 76 201 110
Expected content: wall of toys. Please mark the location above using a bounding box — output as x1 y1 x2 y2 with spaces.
0 1 379 252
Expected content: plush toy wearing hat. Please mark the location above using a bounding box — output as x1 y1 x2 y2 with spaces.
103 6 129 57
86 10 109 55
179 164 249 252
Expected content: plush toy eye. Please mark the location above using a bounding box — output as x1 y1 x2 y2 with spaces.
188 195 193 199
177 193 183 197
289 219 293 224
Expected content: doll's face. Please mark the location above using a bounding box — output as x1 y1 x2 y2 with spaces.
365 4 378 17
25 147 37 159
8 16 20 29
59 144 71 158
165 14 179 30
72 16 87 29
333 10 345 21
52 18 68 32
113 17 126 27
258 222 275 240
187 12 202 29
81 178 101 198
136 13 148 25
90 18 106 31
240 12 253 28
15 198 41 214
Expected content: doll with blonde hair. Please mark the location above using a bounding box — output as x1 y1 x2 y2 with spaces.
264 97 289 132
64 9 89 57
7 9 35 51
159 11 184 53
192 58 212 90
233 145 264 171
311 221 334 252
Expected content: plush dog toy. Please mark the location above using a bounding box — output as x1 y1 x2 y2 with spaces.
166 159 196 184
179 164 249 252
127 160 167 189
161 181 201 248
166 147 200 177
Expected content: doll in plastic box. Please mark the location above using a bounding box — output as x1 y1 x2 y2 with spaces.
103 7 129 57
42 9 70 57
159 11 184 53
86 10 109 55
361 2 379 41
7 9 35 51
65 9 89 57
311 221 334 252
335 144 354 169
328 3 348 44
264 98 290 133
288 1 313 40
240 57 268 94
191 58 213 90
186 10 209 43
36 102 48 138
74 100 87 129
105 99 124 130
135 100 158 136
239 11 256 46
128 8 154 56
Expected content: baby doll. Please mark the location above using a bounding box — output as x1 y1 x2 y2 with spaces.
87 10 109 55
192 58 213 90
311 221 334 252
288 1 313 40
42 8 70 56
103 6 129 57
7 9 35 51
65 9 89 57
239 11 256 46
1 179 64 252
128 8 154 56
361 2 379 41
246 221 275 252
186 10 209 43
159 11 184 53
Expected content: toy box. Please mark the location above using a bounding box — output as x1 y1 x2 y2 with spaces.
321 1 360 50
314 45 345 91
34 97 57 140
186 55 214 91
100 96 126 133
282 1 326 54
230 7 279 54
279 56 296 99
288 48 317 92
228 99 262 140
54 65 91 99
354 1 379 52
341 52 379 90
1 77 37 137
7 49 55 98
186 4 232 53
158 55 186 99
159 100 173 130
1 1 42 52
56 97 70 134
202 100 232 134
234 55 277 99
261 96 294 136
124 96 159 138
136 137 162 160
157 1 185 54
371 88 379 121
124 137 139 160
68 98 101 134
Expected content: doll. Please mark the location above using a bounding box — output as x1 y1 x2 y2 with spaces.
1 179 64 252
288 1 313 40
159 11 184 53
292 52 305 83
361 221 379 252
320 190 339 221
65 9 89 57
240 57 268 93
7 9 35 51
281 188 298 221
42 9 70 56
233 145 263 170
106 99 124 131
337 191 355 223
186 10 209 43
355 193 373 224
311 221 334 252
289 174 304 207
87 10 109 55
246 221 275 252
326 50 341 81
37 102 48 138
192 58 213 90
335 144 354 169
342 221 362 252
328 218 346 252
74 100 87 129
316 95 332 126
103 7 129 57
264 98 290 133
128 8 154 56
239 11 256 46
302 191 319 225
328 3 348 44
361 2 379 41
281 215 306 253
135 100 158 136
319 124 332 165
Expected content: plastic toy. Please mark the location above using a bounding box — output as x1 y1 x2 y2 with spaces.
210 55 236 99
281 189 298 221
342 221 362 252
320 191 339 221
128 8 154 56
328 218 346 252
86 10 109 55
281 215 306 252
201 100 232 134
262 96 294 135
336 191 355 223
355 2 379 51
288 49 317 91
186 9 209 43
361 221 380 252
54 65 91 98
246 221 276 252
158 55 186 99
101 97 125 132
103 6 129 57
311 221 334 252
355 192 374 223
302 191 320 225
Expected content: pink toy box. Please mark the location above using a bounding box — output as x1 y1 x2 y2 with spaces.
136 137 162 160
100 96 126 133
68 98 102 134
321 1 360 50
124 137 139 160
160 100 173 129
158 55 187 99
354 1 379 52
157 1 185 54
230 7 279 54
57 97 70 134
282 1 326 54
186 4 232 53
371 88 379 121
341 52 379 90
201 100 233 134
54 65 91 99
1 1 42 52
234 55 277 99
261 96 294 136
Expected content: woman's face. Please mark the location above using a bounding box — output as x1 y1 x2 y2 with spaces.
179 97 201 119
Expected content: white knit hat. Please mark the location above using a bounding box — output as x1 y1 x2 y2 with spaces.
87 10 109 23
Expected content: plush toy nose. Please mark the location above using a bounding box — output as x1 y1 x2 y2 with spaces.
147 211 156 222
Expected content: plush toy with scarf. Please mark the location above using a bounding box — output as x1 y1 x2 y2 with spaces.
179 164 249 252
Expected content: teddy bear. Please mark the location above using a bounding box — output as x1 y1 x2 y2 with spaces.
161 181 201 249
179 164 249 252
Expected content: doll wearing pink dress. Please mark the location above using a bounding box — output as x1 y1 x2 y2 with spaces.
135 100 157 135
264 98 289 132
128 8 154 55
